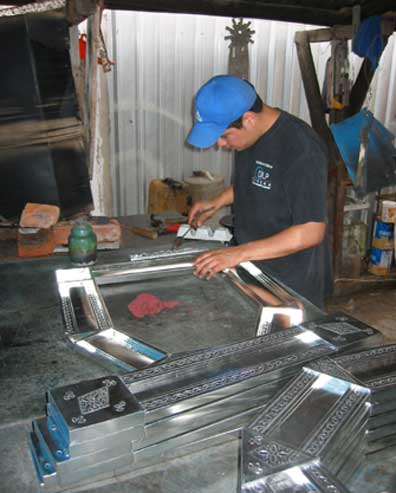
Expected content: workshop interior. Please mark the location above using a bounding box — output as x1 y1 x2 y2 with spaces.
1 1 396 492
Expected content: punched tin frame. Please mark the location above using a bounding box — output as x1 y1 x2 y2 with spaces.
56 247 323 371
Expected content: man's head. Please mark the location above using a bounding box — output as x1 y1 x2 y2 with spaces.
187 75 263 151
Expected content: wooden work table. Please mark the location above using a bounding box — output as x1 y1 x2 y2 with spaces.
0 216 395 492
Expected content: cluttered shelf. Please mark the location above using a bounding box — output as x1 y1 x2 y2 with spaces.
338 186 396 288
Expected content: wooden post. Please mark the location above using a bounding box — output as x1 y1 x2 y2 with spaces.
295 30 345 278
294 31 331 147
86 8 101 178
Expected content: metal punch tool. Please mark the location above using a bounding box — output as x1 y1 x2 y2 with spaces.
172 206 214 249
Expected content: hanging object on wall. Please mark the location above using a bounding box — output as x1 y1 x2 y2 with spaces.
225 18 255 79
330 109 396 197
98 26 115 72
322 40 350 113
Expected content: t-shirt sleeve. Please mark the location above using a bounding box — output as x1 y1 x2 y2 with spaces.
283 145 328 225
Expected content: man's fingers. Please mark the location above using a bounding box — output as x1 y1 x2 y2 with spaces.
193 256 219 278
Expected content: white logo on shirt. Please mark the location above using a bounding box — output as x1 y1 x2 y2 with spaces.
252 163 272 190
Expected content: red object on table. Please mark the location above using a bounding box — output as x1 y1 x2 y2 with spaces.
161 224 180 233
128 293 180 319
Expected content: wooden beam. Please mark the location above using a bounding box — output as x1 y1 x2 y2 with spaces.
305 25 353 43
103 0 351 27
345 58 375 118
86 9 100 178
66 0 98 25
294 31 334 152
295 29 348 278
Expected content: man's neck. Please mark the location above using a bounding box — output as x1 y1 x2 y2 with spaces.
257 105 282 136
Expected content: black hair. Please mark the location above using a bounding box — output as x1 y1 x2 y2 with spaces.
227 93 263 129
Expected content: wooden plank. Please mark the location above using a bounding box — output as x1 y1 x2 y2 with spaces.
305 25 353 43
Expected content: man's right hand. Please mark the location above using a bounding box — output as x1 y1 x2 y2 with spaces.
188 201 217 228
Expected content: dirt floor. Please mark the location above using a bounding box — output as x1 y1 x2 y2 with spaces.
326 286 396 342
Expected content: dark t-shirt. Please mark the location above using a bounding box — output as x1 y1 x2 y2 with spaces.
233 110 331 307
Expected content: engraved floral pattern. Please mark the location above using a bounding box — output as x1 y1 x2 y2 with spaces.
142 347 330 411
250 372 316 435
71 415 87 425
318 322 361 335
63 390 76 401
78 386 110 415
102 378 117 387
113 400 126 413
304 389 366 455
253 440 304 470
306 464 345 492
122 327 305 389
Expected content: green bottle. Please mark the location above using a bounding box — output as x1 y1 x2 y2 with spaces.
68 219 97 265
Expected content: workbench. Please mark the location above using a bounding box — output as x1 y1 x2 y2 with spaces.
0 224 395 492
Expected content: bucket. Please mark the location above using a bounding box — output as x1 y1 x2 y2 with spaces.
184 171 225 226
379 199 396 223
184 171 225 203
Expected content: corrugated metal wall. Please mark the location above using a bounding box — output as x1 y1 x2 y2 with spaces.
103 10 396 215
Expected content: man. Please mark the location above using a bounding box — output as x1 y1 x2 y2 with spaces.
186 74 331 308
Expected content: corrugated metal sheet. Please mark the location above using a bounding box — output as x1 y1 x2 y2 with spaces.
103 10 396 215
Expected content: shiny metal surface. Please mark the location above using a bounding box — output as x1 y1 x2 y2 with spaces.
56 246 379 371
30 328 339 490
242 462 352 493
47 375 144 446
307 343 396 456
301 313 381 351
36 249 381 490
240 369 369 491
56 246 320 370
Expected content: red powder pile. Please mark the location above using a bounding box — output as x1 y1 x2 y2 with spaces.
128 293 180 319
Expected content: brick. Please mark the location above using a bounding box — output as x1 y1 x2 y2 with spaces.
17 228 55 257
53 218 122 246
19 203 60 229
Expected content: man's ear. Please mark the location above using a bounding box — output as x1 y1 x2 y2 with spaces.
242 111 257 129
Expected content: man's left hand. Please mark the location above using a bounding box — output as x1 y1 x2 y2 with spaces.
193 246 244 280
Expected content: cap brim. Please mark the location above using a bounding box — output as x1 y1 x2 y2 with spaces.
187 121 228 149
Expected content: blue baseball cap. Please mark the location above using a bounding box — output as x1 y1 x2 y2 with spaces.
187 75 257 149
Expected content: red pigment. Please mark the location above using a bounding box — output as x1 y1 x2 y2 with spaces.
128 293 180 319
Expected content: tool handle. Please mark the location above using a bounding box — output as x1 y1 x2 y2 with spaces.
131 226 158 240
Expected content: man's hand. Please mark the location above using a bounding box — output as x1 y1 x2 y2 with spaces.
193 246 244 280
188 186 234 228
188 200 216 228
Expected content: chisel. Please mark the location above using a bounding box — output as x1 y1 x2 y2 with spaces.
172 206 215 249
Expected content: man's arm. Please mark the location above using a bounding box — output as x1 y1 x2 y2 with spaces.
193 221 326 279
188 186 234 227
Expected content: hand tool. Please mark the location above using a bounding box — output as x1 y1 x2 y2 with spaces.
172 206 215 250
129 226 159 240
130 221 181 241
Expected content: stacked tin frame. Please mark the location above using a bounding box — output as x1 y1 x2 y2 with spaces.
240 368 370 492
309 343 396 458
29 314 380 491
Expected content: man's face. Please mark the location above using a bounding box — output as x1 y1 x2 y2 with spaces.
216 116 257 151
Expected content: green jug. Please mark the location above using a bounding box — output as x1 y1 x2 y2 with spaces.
68 219 97 265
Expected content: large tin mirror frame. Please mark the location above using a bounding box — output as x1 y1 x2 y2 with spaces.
56 246 324 372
